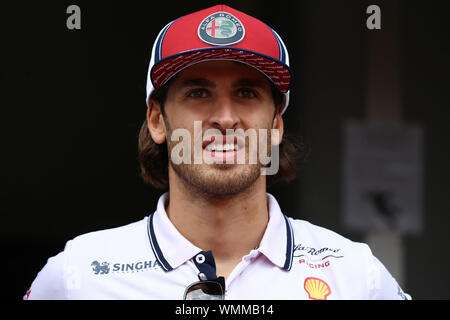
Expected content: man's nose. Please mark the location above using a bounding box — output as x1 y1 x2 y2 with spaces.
208 95 240 131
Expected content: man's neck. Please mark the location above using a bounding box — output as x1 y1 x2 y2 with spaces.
165 169 269 277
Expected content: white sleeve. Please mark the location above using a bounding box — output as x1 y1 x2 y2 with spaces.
24 250 68 300
367 254 412 300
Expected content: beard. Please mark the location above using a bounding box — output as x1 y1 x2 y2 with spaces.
170 160 262 197
164 118 272 197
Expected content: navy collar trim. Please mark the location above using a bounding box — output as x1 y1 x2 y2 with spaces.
147 213 173 271
282 214 294 271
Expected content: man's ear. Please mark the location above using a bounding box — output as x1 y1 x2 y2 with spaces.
271 111 284 146
146 99 167 144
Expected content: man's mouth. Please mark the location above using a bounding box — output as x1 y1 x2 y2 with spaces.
202 135 245 152
204 143 238 152
202 135 245 163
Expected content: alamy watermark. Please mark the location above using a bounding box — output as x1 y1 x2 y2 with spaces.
66 5 81 30
65 5 381 31
169 121 280 176
366 5 381 30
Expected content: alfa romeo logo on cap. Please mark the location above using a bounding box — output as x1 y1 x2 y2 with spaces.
198 12 245 46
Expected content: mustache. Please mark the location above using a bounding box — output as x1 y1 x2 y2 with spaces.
163 120 280 175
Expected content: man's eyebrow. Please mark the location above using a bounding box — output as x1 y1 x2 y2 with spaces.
179 78 216 88
232 78 269 89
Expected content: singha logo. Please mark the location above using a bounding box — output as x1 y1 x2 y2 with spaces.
91 261 110 274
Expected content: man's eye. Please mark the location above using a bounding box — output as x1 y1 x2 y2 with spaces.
237 88 256 98
187 89 208 98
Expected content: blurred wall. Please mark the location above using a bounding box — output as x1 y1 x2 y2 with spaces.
1 0 449 299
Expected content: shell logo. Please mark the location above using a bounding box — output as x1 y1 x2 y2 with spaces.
304 277 331 300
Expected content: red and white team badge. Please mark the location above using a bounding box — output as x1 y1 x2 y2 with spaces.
198 11 245 46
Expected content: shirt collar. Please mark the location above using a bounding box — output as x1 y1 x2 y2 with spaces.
257 193 294 271
147 193 201 271
147 192 294 272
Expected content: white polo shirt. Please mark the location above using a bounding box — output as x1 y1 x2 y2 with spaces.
25 193 410 300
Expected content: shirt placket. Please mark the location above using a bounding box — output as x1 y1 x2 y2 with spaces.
224 249 260 298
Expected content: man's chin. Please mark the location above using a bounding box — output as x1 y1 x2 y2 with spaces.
171 163 261 196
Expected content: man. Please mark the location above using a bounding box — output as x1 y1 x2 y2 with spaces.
25 4 410 300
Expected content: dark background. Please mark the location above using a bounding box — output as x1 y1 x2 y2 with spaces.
1 0 449 299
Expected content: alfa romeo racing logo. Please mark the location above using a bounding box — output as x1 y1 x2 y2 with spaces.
198 11 245 46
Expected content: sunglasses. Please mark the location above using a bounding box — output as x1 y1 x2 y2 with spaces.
184 276 226 300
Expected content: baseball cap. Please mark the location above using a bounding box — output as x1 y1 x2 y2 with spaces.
146 4 292 114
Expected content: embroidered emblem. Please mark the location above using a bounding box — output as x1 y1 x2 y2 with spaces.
198 12 245 46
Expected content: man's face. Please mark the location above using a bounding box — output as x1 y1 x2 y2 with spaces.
160 60 283 196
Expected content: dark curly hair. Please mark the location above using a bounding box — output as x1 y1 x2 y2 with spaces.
138 79 307 189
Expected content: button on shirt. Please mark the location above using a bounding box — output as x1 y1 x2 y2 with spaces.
25 193 410 300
